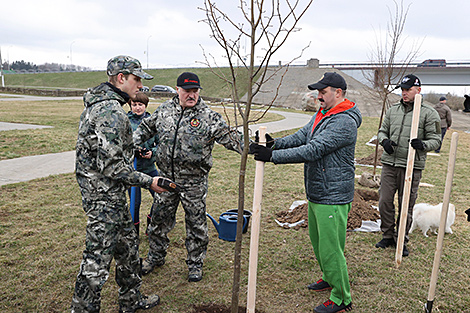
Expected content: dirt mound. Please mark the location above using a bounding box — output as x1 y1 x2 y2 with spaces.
192 304 264 313
356 149 383 166
275 189 380 230
356 188 379 201
348 190 380 229
276 202 308 230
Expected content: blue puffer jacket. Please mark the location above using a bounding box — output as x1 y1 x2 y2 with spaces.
271 100 362 205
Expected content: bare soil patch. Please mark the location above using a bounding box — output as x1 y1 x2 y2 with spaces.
275 189 380 230
356 149 383 166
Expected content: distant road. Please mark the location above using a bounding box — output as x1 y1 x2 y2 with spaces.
0 106 311 186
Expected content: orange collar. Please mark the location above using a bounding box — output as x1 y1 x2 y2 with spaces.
312 99 355 133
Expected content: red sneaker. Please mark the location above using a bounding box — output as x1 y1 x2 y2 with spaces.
307 278 332 291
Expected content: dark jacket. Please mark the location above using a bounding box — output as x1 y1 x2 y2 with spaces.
378 99 441 170
127 111 158 174
76 82 152 203
271 100 362 205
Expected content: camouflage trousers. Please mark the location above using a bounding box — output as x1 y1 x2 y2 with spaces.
71 200 142 312
147 179 209 270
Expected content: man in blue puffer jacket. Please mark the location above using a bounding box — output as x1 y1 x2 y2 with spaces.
250 72 361 313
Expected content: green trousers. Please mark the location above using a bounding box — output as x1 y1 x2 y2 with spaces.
308 201 352 306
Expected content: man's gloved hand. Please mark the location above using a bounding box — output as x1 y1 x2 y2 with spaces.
381 139 397 154
410 138 425 150
254 130 274 148
157 177 182 192
249 143 273 162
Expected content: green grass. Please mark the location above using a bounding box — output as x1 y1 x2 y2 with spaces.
3 67 256 99
1 101 470 312
0 100 282 160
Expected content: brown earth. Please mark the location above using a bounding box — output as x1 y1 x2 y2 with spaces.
356 149 383 166
275 189 380 230
192 304 264 313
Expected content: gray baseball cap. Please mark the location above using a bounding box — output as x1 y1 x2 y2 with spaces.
107 55 153 80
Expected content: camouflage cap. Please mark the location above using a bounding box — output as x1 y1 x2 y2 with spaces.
107 55 153 80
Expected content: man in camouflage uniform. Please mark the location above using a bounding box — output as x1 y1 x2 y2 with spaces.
72 55 165 313
134 72 243 282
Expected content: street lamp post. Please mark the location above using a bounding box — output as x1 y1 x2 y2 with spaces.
146 35 152 69
0 47 4 87
7 45 12 71
70 41 76 67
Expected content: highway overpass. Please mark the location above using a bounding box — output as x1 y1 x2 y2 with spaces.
318 62 470 86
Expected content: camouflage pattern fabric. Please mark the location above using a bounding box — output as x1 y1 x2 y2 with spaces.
147 178 209 269
71 200 142 312
76 82 153 203
106 55 153 80
133 96 242 269
133 96 242 181
72 82 152 312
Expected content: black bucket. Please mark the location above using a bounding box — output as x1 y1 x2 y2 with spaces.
227 209 252 233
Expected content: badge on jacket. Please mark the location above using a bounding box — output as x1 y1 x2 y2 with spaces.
190 118 201 128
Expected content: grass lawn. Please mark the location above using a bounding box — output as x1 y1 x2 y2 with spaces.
3 67 257 100
1 101 470 312
0 99 283 161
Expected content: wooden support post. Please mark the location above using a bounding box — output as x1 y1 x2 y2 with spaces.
424 132 458 313
395 94 422 267
247 126 266 313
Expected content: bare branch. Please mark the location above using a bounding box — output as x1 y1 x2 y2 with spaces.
198 1 313 312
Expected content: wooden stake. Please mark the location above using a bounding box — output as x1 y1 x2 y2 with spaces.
247 126 266 313
424 132 458 313
395 93 422 268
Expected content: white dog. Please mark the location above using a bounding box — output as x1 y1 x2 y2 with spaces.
409 203 455 237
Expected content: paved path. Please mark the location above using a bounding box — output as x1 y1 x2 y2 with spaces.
0 109 311 186
1 93 469 186
0 93 83 101
0 151 76 186
0 121 53 131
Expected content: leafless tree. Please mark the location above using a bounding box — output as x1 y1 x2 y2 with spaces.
364 0 422 175
199 1 313 312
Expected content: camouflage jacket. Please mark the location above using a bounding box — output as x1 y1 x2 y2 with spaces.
133 96 242 181
76 82 153 203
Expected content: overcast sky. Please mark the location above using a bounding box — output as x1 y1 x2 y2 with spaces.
1 0 469 80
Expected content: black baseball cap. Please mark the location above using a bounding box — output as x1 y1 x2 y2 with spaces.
308 72 347 91
395 74 421 89
177 72 203 90
439 96 447 101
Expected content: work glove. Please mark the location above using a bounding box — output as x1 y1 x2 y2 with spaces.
254 130 275 148
249 143 273 162
410 138 425 150
381 139 397 154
